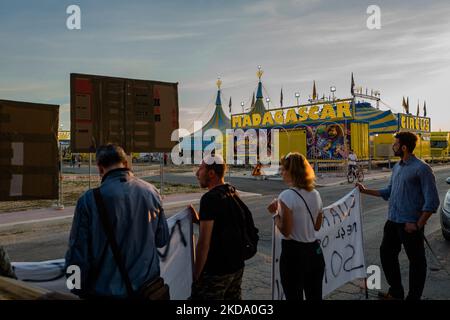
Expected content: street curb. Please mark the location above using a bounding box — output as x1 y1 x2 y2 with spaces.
0 191 262 229
0 215 74 230
315 164 450 187
316 173 392 187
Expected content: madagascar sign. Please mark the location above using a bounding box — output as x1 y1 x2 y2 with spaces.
399 114 430 132
232 102 353 128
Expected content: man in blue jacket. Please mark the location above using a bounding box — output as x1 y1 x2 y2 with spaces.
65 144 169 298
357 131 440 300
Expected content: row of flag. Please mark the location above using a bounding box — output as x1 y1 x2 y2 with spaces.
226 72 428 117
402 97 427 117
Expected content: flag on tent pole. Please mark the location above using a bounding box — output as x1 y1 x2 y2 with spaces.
402 96 407 113
423 101 427 117
351 73 355 96
417 100 420 117
312 81 317 100
228 97 232 114
280 88 283 107
406 97 410 114
251 91 255 109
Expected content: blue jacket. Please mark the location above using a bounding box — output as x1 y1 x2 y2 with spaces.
378 155 440 223
65 168 169 298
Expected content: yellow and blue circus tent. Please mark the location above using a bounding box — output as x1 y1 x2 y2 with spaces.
184 81 231 153
354 102 398 134
248 78 267 117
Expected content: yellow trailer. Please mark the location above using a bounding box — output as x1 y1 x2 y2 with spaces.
416 133 431 159
431 132 450 158
371 133 394 159
371 132 430 160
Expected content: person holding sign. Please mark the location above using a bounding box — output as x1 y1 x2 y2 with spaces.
65 144 170 299
0 246 16 279
357 131 440 300
190 155 258 300
267 152 325 300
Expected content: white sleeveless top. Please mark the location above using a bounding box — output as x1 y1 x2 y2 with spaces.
277 188 323 242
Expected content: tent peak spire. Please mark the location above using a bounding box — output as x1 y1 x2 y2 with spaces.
215 77 222 106
256 66 264 99
216 76 222 90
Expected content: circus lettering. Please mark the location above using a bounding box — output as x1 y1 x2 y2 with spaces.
231 102 353 128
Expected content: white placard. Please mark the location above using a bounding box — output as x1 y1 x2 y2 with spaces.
272 188 366 299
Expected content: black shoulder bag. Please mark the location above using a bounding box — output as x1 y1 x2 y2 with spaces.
93 188 169 300
289 188 321 231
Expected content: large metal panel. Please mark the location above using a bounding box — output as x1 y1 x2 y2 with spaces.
0 100 59 201
70 73 179 153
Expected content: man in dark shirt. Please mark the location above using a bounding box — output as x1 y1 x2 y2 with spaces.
189 155 245 300
357 132 440 300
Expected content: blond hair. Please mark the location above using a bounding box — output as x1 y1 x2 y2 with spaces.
281 152 316 191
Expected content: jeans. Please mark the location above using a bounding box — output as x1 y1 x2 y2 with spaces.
380 220 427 300
280 239 325 300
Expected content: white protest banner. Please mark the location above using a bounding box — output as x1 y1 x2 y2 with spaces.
12 208 194 299
272 188 366 299
159 208 194 299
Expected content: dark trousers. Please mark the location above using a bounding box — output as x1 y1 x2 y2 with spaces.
280 239 325 300
380 220 427 300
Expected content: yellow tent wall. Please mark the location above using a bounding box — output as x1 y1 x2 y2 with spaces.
350 123 369 159
278 129 307 159
416 134 430 159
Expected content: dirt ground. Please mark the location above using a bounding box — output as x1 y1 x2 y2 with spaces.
0 179 201 214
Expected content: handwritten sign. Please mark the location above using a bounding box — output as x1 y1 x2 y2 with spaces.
272 188 366 299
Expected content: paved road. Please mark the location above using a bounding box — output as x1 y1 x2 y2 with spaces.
2 168 450 299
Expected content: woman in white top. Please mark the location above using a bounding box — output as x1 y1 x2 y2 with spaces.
267 152 325 300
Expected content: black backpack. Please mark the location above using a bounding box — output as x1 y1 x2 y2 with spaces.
220 185 259 260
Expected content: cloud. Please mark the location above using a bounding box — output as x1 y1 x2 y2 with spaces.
117 32 203 42
1 0 450 131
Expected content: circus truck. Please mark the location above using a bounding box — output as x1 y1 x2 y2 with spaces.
430 131 450 160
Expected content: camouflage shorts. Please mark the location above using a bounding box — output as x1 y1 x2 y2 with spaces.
190 268 244 300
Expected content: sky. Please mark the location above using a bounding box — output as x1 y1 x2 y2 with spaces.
1 0 449 132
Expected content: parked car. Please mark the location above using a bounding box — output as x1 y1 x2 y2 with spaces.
440 177 450 241
137 154 151 163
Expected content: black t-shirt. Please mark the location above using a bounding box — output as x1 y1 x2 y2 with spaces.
199 184 245 276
